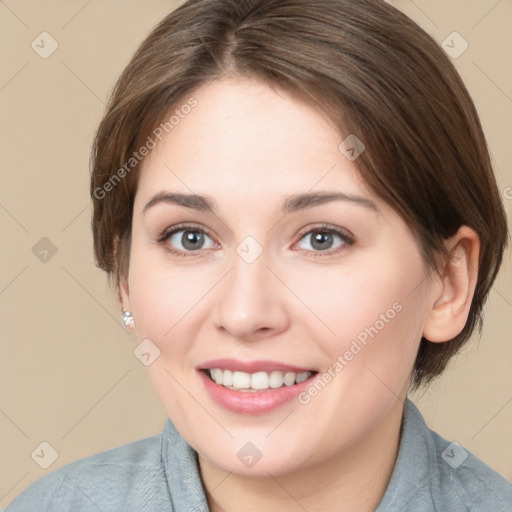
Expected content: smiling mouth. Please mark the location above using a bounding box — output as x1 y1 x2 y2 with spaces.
203 368 318 392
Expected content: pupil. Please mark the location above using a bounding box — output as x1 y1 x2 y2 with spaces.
183 231 203 250
312 231 332 250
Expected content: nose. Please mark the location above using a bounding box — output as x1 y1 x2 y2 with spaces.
213 250 290 342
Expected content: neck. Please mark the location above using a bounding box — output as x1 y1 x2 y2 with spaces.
198 398 404 512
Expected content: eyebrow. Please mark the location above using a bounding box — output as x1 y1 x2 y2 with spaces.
142 191 379 215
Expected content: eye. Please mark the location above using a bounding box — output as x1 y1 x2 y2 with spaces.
158 224 217 256
295 225 354 255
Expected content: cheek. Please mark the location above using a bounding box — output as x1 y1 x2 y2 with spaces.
295 251 428 403
127 243 223 364
294 256 424 348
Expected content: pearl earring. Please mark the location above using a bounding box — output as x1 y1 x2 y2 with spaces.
122 310 134 329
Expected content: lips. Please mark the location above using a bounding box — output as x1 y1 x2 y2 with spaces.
197 358 318 414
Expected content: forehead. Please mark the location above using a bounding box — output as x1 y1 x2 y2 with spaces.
134 77 375 209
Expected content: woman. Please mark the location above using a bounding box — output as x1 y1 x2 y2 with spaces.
6 0 511 510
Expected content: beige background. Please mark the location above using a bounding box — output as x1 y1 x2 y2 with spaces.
1 0 511 507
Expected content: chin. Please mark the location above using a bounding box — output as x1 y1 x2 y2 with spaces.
197 434 316 478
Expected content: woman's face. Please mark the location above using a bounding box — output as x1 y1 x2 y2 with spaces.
122 76 436 476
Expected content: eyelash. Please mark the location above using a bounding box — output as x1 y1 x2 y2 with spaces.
156 223 355 258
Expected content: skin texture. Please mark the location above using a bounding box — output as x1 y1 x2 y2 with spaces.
120 76 480 512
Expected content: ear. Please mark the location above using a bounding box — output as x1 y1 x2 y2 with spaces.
422 226 480 343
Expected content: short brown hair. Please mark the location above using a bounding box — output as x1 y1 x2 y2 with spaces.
90 0 508 388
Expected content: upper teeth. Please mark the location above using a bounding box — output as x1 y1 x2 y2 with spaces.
209 369 312 391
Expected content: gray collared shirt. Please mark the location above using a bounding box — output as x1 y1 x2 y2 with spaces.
5 400 512 511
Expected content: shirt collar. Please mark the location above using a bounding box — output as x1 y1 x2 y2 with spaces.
376 399 435 511
161 419 210 512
